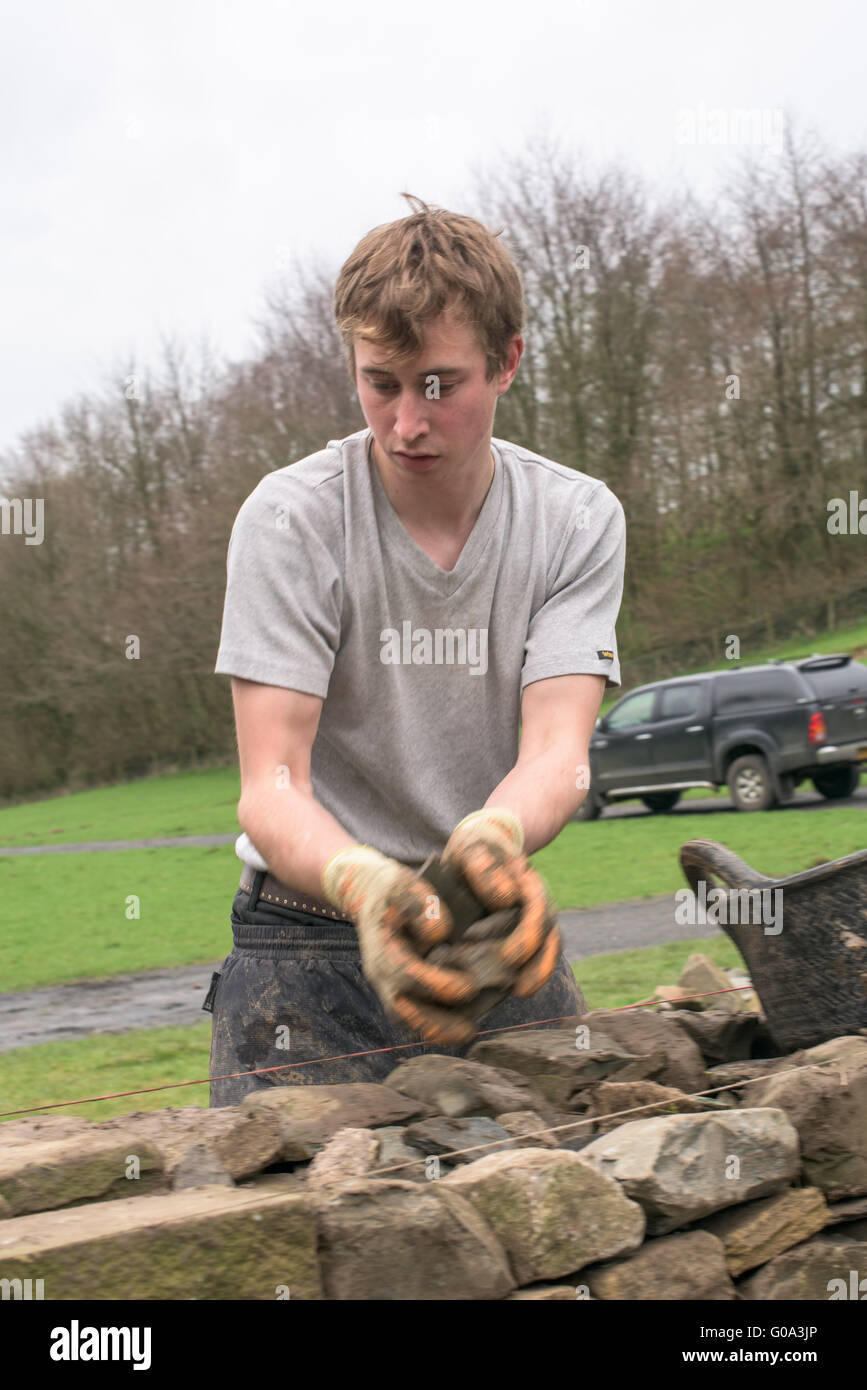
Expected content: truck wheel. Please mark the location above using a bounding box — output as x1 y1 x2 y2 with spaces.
641 791 682 812
574 792 603 821
812 765 861 799
727 754 777 812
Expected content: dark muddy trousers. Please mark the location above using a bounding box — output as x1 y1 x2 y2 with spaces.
207 871 587 1108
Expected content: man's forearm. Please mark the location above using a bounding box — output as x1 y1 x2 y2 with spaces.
238 780 358 899
484 745 587 855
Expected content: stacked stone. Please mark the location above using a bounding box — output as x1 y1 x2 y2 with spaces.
1 1006 865 1300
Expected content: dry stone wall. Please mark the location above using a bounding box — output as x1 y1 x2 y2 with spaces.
1 1006 866 1300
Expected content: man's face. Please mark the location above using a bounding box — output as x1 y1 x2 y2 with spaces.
354 307 522 479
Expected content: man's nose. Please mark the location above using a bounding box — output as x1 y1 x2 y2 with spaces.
393 391 430 441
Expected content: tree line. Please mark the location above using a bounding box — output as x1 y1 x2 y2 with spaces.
1 120 866 803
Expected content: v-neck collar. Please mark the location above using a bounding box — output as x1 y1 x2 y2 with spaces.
367 432 504 596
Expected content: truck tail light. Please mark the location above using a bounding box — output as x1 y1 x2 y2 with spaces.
808 711 827 744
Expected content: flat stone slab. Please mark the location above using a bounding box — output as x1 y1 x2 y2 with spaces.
581 1229 736 1300
0 1133 164 1217
0 1182 321 1299
467 1029 666 1108
737 1235 867 1300
693 1187 830 1276
403 1116 519 1165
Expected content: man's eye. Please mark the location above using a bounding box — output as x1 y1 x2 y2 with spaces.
370 382 456 394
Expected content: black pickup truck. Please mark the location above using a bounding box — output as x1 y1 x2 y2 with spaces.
578 654 867 817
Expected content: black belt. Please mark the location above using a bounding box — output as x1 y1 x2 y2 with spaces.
238 865 353 921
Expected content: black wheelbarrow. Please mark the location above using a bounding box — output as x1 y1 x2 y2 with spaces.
679 838 867 1054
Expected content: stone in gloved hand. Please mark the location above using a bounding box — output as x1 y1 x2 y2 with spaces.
440 808 562 998
417 853 525 1024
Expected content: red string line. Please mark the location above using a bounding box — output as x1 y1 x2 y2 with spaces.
0 984 754 1118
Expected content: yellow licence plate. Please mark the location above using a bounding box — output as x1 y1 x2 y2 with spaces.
857 747 867 761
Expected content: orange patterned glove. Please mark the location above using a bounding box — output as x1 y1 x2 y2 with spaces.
321 845 479 1043
441 809 561 996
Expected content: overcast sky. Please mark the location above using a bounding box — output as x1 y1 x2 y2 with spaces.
2 0 865 460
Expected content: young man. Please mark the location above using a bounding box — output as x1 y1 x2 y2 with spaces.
209 196 626 1106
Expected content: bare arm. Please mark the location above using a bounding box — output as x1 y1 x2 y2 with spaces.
484 673 605 855
232 677 357 897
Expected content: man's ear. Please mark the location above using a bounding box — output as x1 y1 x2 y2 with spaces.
496 334 524 395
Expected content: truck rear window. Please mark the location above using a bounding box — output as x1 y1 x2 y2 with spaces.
797 659 867 700
714 669 800 711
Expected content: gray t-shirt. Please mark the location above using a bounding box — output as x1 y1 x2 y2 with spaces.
215 427 626 873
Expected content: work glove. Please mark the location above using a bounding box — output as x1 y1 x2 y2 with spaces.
321 845 479 1044
441 808 561 997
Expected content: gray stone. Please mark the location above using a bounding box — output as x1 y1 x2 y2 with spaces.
703 1056 805 1097
0 1133 164 1217
737 1236 867 1300
0 1116 101 1148
744 1037 867 1200
0 1184 322 1299
692 1187 830 1275
824 1194 867 1225
578 1009 707 1093
241 1083 433 1160
578 1080 734 1136
315 1178 515 1299
582 1229 736 1300
580 1107 800 1235
441 1147 646 1284
403 1116 518 1165
653 986 705 1010
495 1112 561 1149
467 1028 666 1108
678 954 751 1013
386 1054 553 1119
661 1010 765 1065
545 1113 599 1153
372 1127 428 1183
506 1284 585 1300
115 1106 284 1182
172 1144 234 1191
305 1128 380 1196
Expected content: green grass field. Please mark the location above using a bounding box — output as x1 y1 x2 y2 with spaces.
532 801 867 907
1 617 865 1122
0 765 241 848
2 799 866 993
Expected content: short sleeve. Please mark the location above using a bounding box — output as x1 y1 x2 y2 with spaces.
214 473 343 697
521 483 626 692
